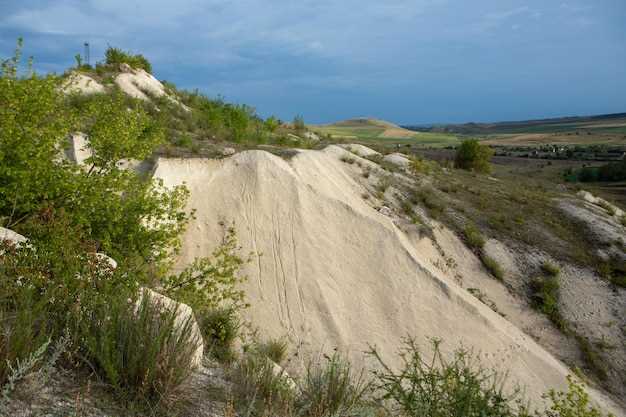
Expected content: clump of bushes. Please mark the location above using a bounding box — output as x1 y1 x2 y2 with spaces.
197 307 241 363
481 253 504 281
257 338 289 365
455 139 494 174
81 292 198 407
229 346 370 417
530 272 565 331
463 223 486 250
369 338 527 417
105 46 152 73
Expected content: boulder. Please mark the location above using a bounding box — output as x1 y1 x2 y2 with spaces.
221 147 236 156
383 152 411 168
0 227 27 244
138 288 204 368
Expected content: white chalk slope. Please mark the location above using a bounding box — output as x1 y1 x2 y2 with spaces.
154 146 622 414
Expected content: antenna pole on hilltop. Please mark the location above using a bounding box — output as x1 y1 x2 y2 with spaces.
84 42 90 66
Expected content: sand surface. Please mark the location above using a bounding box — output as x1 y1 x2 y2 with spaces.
153 146 623 415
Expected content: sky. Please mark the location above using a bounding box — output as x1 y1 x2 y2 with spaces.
1 0 625 125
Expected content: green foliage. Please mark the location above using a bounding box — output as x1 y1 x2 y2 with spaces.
409 156 438 175
230 347 370 417
455 140 494 174
369 338 528 417
463 223 486 250
105 46 152 73
543 376 614 417
576 160 626 183
0 59 75 226
481 254 504 280
162 225 247 314
541 262 561 277
264 115 281 132
293 115 305 132
530 275 565 331
80 291 197 407
1 40 190 280
230 349 296 416
197 307 240 363
257 338 289 365
81 92 164 172
297 353 371 417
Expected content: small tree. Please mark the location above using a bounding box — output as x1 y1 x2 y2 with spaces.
293 115 305 132
455 139 494 174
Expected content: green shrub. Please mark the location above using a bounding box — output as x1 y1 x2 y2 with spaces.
481 254 504 280
105 46 152 73
543 375 612 417
258 338 289 365
296 352 371 417
455 140 494 174
198 307 240 363
229 349 296 416
463 223 486 250
369 338 527 417
530 276 566 331
81 291 197 408
293 115 305 132
541 262 561 277
162 225 247 314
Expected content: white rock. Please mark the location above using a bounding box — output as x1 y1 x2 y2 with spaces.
383 152 411 168
0 227 27 244
303 131 320 141
339 144 381 158
138 288 204 368
222 147 236 156
62 73 105 95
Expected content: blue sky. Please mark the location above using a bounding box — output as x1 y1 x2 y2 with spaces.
1 0 625 124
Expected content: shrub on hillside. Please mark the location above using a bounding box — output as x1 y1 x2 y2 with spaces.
369 338 528 417
197 307 240 363
481 253 504 280
105 46 152 73
455 139 494 174
257 338 289 365
296 353 371 417
80 291 197 408
230 349 296 415
463 223 486 250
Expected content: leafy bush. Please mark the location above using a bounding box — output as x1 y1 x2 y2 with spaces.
481 254 504 280
369 338 527 417
543 375 612 417
455 140 494 174
463 223 486 250
163 225 247 314
105 46 152 73
81 291 198 408
198 307 240 363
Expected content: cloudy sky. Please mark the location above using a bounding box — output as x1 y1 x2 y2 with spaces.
1 0 625 124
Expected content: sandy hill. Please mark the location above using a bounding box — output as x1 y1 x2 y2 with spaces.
153 145 622 415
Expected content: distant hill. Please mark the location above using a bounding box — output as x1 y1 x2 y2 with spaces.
404 112 626 135
315 117 419 139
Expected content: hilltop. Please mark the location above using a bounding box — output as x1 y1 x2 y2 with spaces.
314 117 420 139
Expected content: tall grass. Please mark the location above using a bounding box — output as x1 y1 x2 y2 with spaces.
80 292 198 408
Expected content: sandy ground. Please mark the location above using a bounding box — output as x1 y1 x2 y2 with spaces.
154 145 624 415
